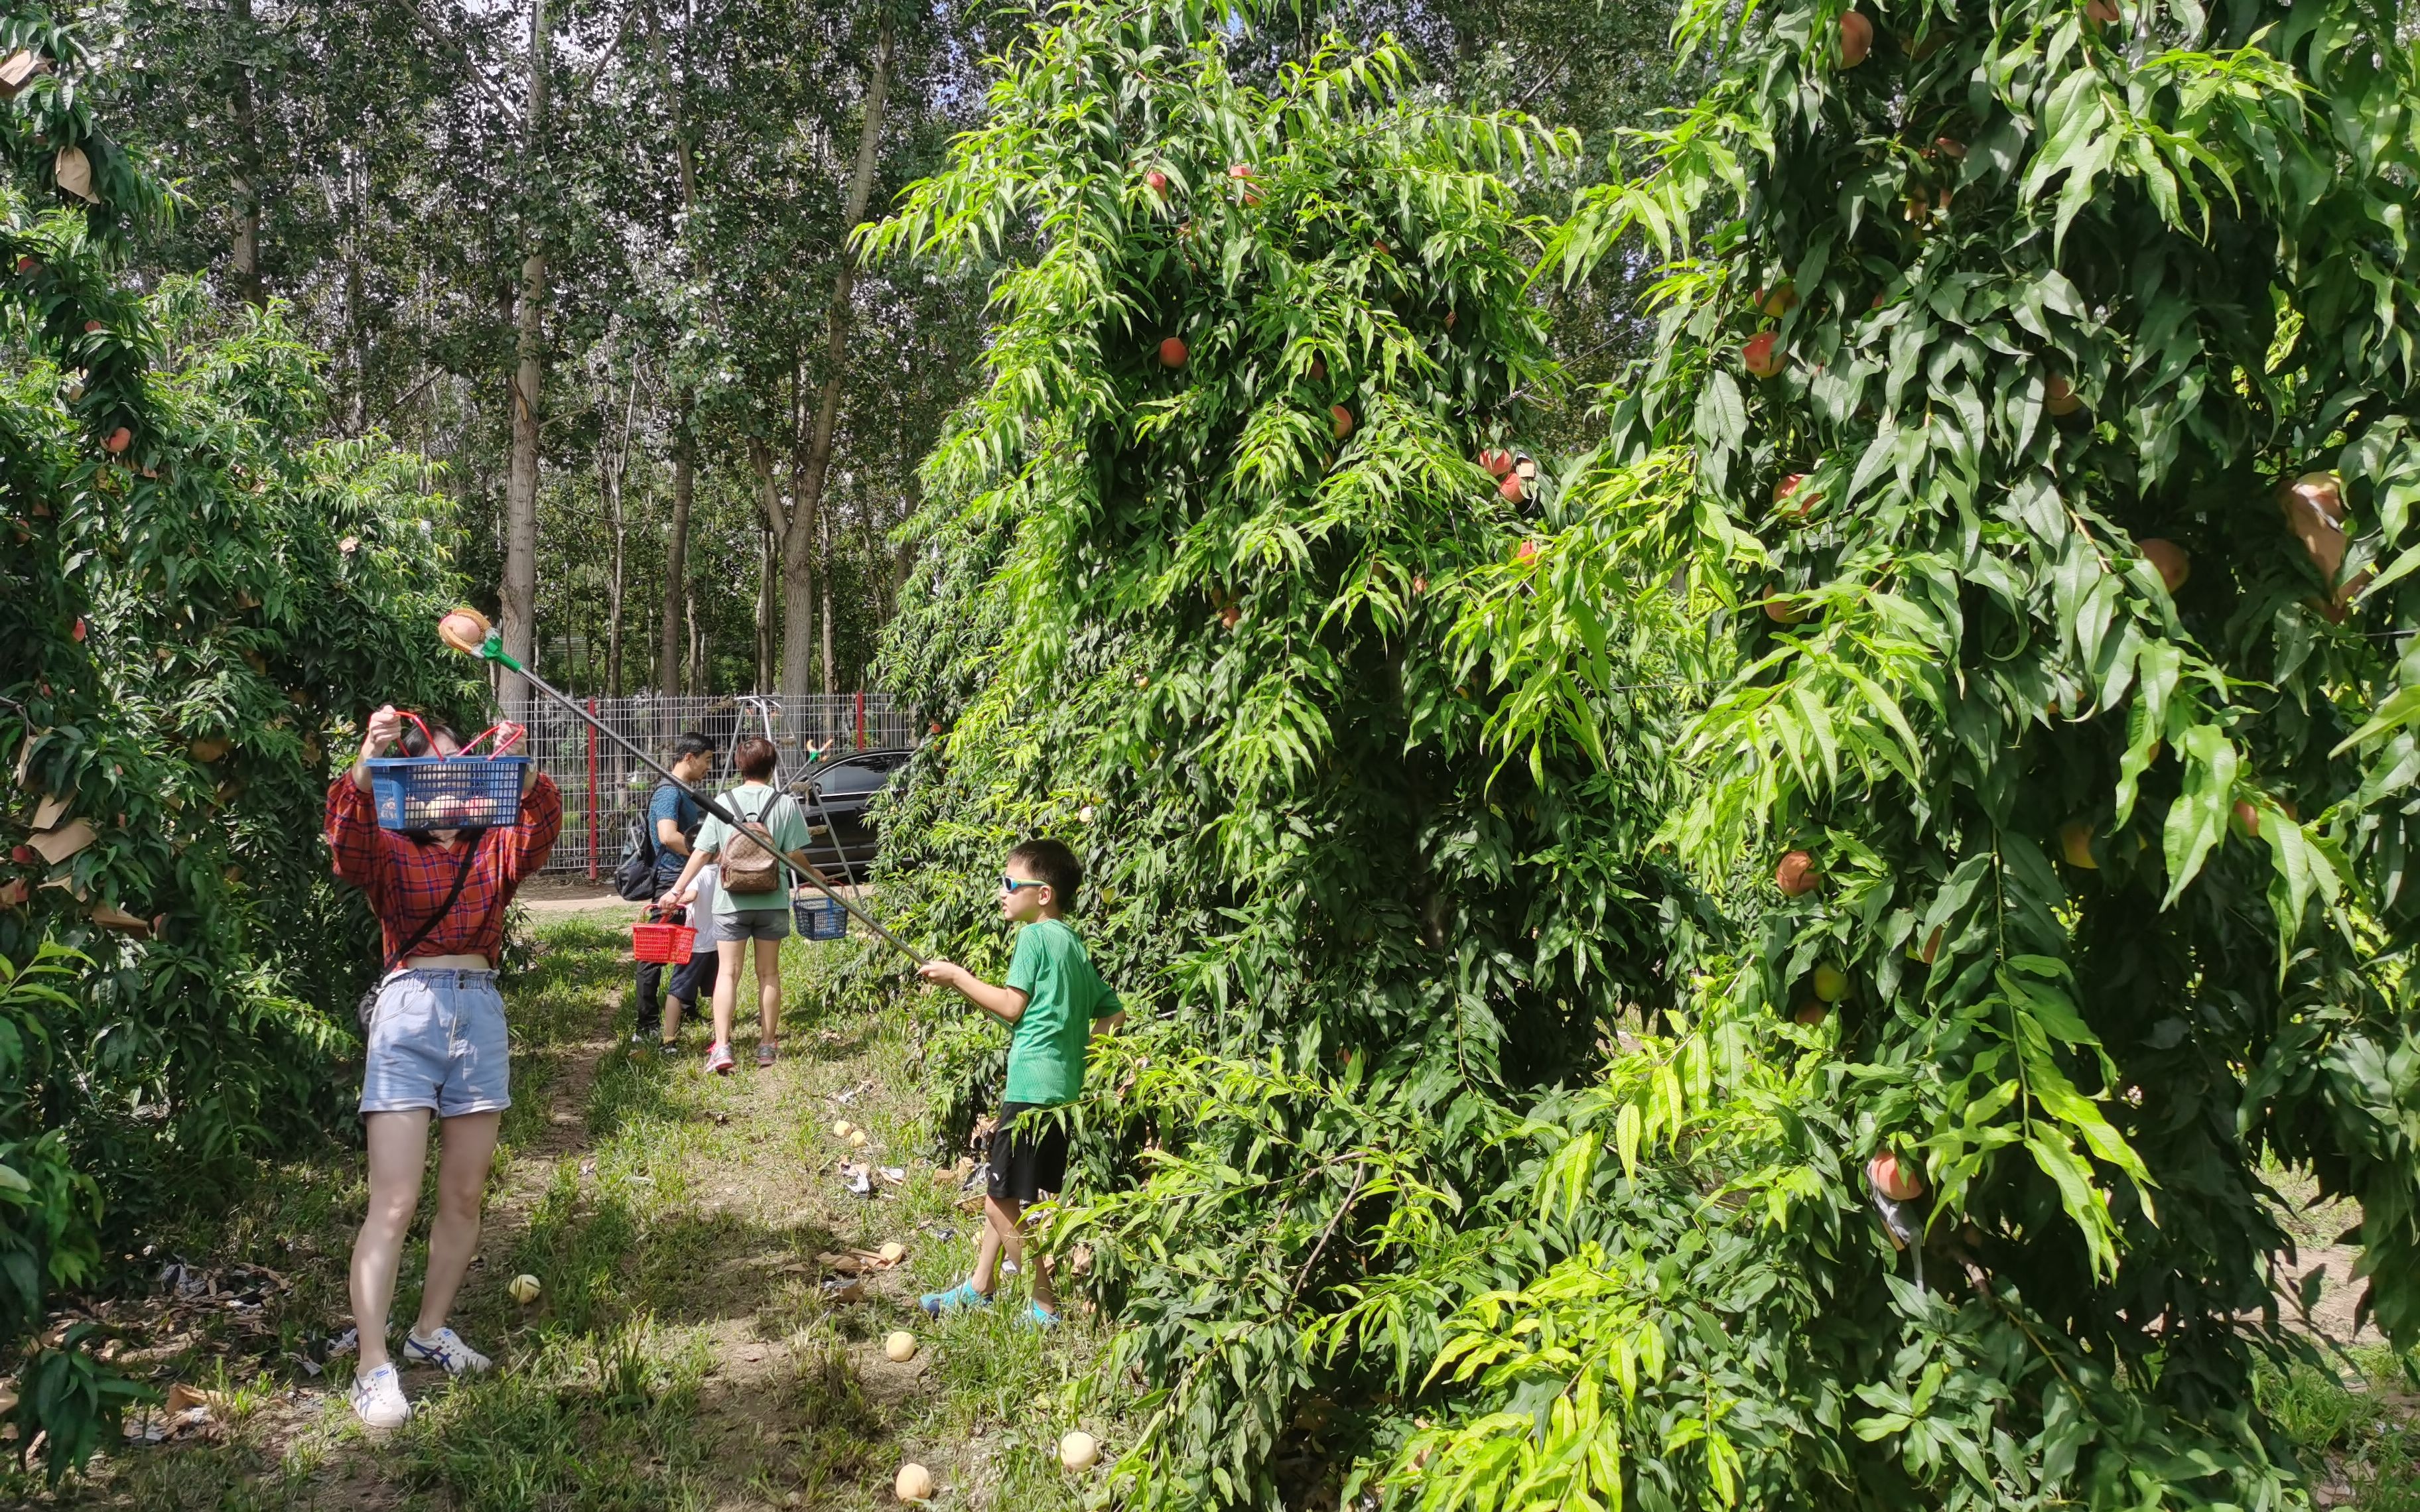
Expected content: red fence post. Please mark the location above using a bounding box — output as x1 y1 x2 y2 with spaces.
854 690 866 750
585 700 599 881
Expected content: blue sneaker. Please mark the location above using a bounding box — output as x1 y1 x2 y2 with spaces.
919 1280 993 1317
1016 1300 1061 1331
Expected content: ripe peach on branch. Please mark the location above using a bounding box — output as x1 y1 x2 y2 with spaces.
1867 1151 1924 1202
1774 850 1820 895
1839 11 1875 65
2139 538 2189 594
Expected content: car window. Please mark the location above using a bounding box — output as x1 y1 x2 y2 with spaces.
814 759 896 798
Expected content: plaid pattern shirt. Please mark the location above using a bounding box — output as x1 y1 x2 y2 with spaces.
325 771 563 966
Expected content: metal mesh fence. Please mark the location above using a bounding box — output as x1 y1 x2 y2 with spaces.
520 694 921 877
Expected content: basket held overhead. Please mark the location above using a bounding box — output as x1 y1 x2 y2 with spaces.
364 712 529 832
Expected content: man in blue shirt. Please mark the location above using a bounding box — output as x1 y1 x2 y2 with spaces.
633 732 714 1045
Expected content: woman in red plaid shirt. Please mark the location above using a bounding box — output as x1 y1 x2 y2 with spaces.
325 704 561 1429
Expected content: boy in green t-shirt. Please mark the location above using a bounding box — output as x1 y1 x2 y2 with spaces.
915 838 1122 1326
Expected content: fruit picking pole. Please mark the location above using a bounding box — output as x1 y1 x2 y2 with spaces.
444 619 925 966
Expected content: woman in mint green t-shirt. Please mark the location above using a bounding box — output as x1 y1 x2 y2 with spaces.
659 735 813 1074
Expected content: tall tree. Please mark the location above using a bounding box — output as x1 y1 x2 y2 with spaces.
223 0 262 303
759 13 894 724
659 409 695 694
500 0 553 719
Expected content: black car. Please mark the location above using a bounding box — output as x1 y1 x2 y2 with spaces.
789 748 913 881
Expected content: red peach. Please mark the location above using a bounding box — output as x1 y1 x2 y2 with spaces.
1868 1151 1924 1201
1775 850 1820 895
2139 538 2189 594
1840 12 1875 65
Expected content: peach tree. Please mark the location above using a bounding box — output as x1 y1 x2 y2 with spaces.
854 0 1743 1505
1 9 475 1478
1355 0 2420 1504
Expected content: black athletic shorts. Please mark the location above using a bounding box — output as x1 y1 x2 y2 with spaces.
667 948 717 1005
987 1101 1069 1204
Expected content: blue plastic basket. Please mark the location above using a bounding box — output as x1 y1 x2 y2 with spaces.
793 896 848 941
367 756 529 832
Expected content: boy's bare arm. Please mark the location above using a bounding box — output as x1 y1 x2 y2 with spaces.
917 959 1030 1025
1091 1011 1126 1037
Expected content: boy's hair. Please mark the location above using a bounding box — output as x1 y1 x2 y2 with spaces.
672 731 713 762
732 735 778 780
1008 838 1082 909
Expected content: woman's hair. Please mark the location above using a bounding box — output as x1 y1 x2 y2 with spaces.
733 735 778 780
398 718 474 844
399 719 462 758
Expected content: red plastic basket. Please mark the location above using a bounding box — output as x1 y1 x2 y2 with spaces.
632 922 696 964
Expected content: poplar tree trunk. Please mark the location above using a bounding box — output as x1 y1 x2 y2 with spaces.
819 501 836 694
776 18 893 729
605 460 627 698
500 0 551 722
601 373 638 697
658 407 693 695
757 526 776 690
227 0 264 306
655 9 707 702
685 588 703 692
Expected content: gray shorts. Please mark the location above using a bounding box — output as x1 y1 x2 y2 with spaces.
716 908 791 943
360 968 511 1117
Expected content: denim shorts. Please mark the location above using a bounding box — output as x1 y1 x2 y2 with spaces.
715 908 791 943
360 968 511 1117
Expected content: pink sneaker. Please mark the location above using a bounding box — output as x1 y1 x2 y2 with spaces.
706 1041 735 1076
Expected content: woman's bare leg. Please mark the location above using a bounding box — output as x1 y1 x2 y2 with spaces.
754 935 783 1048
351 1109 431 1371
412 1111 502 1340
711 937 744 1046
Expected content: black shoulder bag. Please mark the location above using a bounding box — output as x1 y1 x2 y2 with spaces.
354 841 482 1035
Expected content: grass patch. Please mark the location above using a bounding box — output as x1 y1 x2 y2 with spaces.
2256 1346 2420 1511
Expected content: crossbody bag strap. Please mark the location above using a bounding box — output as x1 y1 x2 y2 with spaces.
383 839 482 973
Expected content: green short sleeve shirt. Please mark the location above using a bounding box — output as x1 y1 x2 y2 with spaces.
694 783 811 914
1002 918 1122 1105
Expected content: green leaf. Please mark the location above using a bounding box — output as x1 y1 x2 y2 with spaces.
2160 725 2238 906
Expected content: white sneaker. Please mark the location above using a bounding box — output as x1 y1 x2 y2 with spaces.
402 1326 492 1375
348 1362 411 1428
